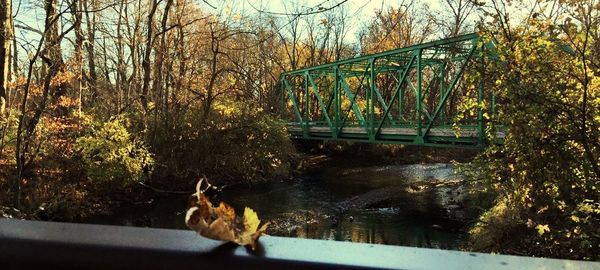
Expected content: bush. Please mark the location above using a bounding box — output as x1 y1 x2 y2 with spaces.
466 18 600 260
152 100 296 185
75 116 154 187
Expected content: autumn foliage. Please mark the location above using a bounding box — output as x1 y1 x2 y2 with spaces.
0 0 597 261
185 178 269 250
463 1 600 260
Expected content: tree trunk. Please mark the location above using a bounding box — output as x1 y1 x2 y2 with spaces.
114 0 129 112
0 0 12 118
45 0 64 98
83 0 98 102
141 0 158 111
203 24 219 118
152 0 173 113
72 0 84 114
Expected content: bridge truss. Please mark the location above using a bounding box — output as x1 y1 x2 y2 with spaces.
280 33 503 148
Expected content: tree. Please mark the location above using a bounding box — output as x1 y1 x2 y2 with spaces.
141 0 158 111
467 0 600 260
0 0 11 117
439 0 478 37
14 0 74 208
359 0 434 54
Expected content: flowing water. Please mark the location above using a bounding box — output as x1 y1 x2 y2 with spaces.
85 162 476 250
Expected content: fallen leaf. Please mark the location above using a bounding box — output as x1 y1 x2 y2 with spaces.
185 177 269 250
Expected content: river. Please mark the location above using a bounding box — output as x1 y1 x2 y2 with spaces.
85 162 478 250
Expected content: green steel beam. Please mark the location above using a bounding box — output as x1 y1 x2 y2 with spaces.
407 75 434 122
304 74 309 137
283 78 303 123
282 33 478 76
439 62 447 120
306 72 335 134
338 71 366 124
368 59 375 140
422 44 477 139
373 83 395 123
375 54 416 137
416 49 423 143
334 66 340 138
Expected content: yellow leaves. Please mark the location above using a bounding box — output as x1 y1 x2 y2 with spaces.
243 207 260 233
237 207 269 247
7 76 27 89
233 13 242 22
185 177 269 250
570 215 580 223
214 102 239 117
536 224 550 236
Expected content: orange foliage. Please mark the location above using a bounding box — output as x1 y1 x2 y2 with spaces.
50 70 76 87
185 177 269 250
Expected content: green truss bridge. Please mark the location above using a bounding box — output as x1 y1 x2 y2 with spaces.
280 33 504 148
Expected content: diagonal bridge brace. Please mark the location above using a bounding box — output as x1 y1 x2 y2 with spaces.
375 54 416 137
306 71 335 134
421 43 478 140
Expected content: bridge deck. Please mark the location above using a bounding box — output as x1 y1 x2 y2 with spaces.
288 124 505 147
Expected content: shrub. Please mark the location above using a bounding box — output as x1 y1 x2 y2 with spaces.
152 100 296 185
75 116 154 187
466 18 600 260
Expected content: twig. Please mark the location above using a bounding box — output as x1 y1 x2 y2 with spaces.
138 182 192 195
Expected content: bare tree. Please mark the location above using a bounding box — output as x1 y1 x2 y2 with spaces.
0 0 12 117
141 0 158 111
83 0 98 101
14 0 73 208
441 0 478 37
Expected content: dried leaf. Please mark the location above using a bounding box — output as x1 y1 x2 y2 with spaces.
185 177 269 249
244 207 260 233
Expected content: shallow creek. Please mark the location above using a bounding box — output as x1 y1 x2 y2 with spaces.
86 163 476 250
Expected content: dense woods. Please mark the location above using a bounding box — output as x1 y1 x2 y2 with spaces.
0 0 597 261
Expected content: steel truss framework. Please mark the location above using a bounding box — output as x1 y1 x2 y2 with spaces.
280 33 504 148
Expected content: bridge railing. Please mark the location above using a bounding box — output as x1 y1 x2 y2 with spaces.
1 219 597 270
280 33 503 147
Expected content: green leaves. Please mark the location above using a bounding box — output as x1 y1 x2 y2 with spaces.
75 116 154 187
467 5 600 259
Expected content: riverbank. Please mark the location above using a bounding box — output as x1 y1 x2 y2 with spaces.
294 141 481 173
0 140 484 237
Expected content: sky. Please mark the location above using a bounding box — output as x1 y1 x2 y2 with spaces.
14 0 456 46
12 0 470 61
195 0 448 43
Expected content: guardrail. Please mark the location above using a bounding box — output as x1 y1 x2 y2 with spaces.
0 219 598 270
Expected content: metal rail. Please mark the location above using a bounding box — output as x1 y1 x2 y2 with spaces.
1 219 598 270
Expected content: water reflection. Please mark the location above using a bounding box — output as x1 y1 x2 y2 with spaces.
85 163 471 250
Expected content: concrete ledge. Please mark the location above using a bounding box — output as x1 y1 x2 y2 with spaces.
0 219 597 270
